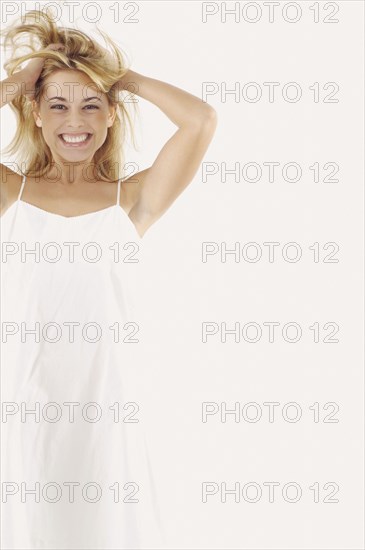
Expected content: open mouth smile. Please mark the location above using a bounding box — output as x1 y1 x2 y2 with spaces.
58 133 93 147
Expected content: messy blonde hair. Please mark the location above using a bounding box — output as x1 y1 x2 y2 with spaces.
0 9 138 182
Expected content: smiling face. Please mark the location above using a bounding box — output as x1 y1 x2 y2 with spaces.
32 70 116 164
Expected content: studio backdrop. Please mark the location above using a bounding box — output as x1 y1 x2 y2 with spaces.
0 1 364 549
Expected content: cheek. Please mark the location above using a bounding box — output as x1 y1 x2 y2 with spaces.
95 112 110 125
94 118 110 135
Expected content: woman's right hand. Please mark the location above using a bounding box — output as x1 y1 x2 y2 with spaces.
21 43 65 100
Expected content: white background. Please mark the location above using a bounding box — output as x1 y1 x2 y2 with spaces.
1 1 364 549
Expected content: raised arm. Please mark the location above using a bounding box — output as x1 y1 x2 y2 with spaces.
0 70 31 210
0 43 65 109
116 70 217 236
0 71 28 109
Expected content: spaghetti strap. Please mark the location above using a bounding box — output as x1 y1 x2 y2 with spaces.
17 174 26 201
17 175 121 206
116 177 121 206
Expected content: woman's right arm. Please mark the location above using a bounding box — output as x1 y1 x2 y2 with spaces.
1 44 65 213
1 43 65 109
0 70 32 109
0 72 31 211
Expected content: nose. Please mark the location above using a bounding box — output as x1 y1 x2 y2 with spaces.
66 120 85 129
65 109 88 129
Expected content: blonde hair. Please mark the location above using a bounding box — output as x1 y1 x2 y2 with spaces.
0 9 138 182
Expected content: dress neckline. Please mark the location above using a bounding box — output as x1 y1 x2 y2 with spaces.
1 200 142 239
19 199 119 220
14 173 125 219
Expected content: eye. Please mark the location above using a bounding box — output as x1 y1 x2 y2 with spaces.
50 104 99 110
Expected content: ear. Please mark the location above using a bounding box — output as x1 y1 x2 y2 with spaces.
107 105 117 128
31 101 42 127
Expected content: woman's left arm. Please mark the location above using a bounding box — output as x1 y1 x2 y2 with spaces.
116 70 217 234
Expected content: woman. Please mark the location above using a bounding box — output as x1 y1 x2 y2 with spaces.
0 10 217 550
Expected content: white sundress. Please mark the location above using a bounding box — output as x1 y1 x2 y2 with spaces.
0 174 166 549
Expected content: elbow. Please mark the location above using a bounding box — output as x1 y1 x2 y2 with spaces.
192 106 218 132
201 105 217 125
205 105 218 120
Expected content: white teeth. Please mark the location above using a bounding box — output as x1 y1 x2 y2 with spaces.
61 133 89 143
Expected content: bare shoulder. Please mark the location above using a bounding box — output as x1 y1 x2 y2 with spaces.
120 167 150 211
0 163 23 215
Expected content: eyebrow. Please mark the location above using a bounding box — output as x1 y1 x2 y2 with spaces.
47 96 102 102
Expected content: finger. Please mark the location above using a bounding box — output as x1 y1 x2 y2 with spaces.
46 44 65 51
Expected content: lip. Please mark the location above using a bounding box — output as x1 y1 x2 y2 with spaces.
58 133 93 148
